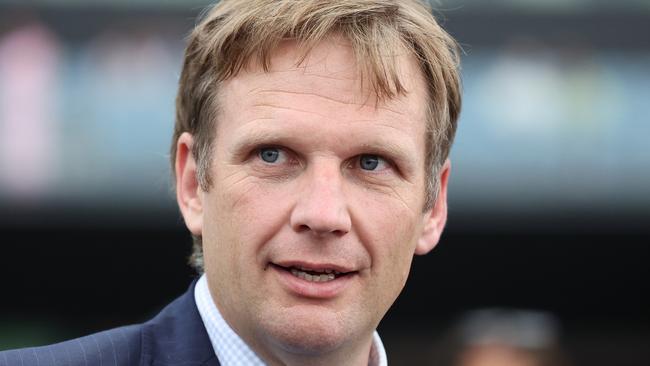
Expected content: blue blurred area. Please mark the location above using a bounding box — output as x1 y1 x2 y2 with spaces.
0 13 183 207
453 48 650 212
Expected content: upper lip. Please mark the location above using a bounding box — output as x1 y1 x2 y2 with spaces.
272 260 356 274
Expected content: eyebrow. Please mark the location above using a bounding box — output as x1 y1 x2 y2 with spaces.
358 140 417 172
228 127 294 158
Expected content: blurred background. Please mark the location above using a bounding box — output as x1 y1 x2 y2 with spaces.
0 0 648 365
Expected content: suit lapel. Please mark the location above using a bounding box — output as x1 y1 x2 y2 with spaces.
141 279 221 366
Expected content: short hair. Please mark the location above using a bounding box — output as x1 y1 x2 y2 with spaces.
171 0 462 272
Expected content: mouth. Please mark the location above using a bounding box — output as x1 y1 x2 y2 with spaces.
271 263 355 283
270 261 358 298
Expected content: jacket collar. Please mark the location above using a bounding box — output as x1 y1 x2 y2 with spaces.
141 278 220 366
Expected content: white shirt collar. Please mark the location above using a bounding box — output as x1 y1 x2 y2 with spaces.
194 274 388 366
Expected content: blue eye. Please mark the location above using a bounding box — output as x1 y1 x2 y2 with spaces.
359 155 380 170
259 148 280 163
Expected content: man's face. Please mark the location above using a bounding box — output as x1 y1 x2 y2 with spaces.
177 37 449 361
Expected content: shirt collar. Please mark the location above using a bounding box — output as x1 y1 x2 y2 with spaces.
194 274 388 366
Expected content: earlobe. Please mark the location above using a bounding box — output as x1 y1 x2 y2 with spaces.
415 159 451 255
175 132 204 236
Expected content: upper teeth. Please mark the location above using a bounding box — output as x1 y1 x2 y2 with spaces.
291 268 338 282
297 266 341 275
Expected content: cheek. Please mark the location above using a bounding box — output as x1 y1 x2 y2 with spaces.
211 176 293 258
202 177 290 304
384 218 419 282
356 203 420 321
361 197 421 283
362 192 421 250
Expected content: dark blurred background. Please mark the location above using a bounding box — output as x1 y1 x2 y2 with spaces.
1 0 648 365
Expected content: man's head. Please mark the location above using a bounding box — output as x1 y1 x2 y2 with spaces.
173 0 460 363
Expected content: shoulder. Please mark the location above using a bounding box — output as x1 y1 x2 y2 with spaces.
0 324 142 366
0 279 218 366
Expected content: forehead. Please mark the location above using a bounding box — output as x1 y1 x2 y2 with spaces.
231 37 427 108
216 38 429 152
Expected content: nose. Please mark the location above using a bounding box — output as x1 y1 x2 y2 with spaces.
289 162 351 237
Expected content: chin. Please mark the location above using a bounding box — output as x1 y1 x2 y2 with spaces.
258 305 354 356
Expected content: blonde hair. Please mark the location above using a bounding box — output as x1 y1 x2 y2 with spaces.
171 0 462 272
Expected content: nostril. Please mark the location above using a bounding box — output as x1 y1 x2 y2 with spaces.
295 224 348 237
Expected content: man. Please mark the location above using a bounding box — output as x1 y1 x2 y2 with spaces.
1 0 460 365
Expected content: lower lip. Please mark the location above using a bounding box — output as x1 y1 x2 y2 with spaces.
271 265 355 299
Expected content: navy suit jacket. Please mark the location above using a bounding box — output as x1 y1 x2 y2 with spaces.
0 280 220 366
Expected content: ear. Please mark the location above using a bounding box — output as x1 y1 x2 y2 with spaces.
415 159 451 255
175 132 203 236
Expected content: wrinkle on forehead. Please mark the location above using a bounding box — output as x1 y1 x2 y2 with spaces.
250 101 410 124
252 89 408 117
225 37 427 116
